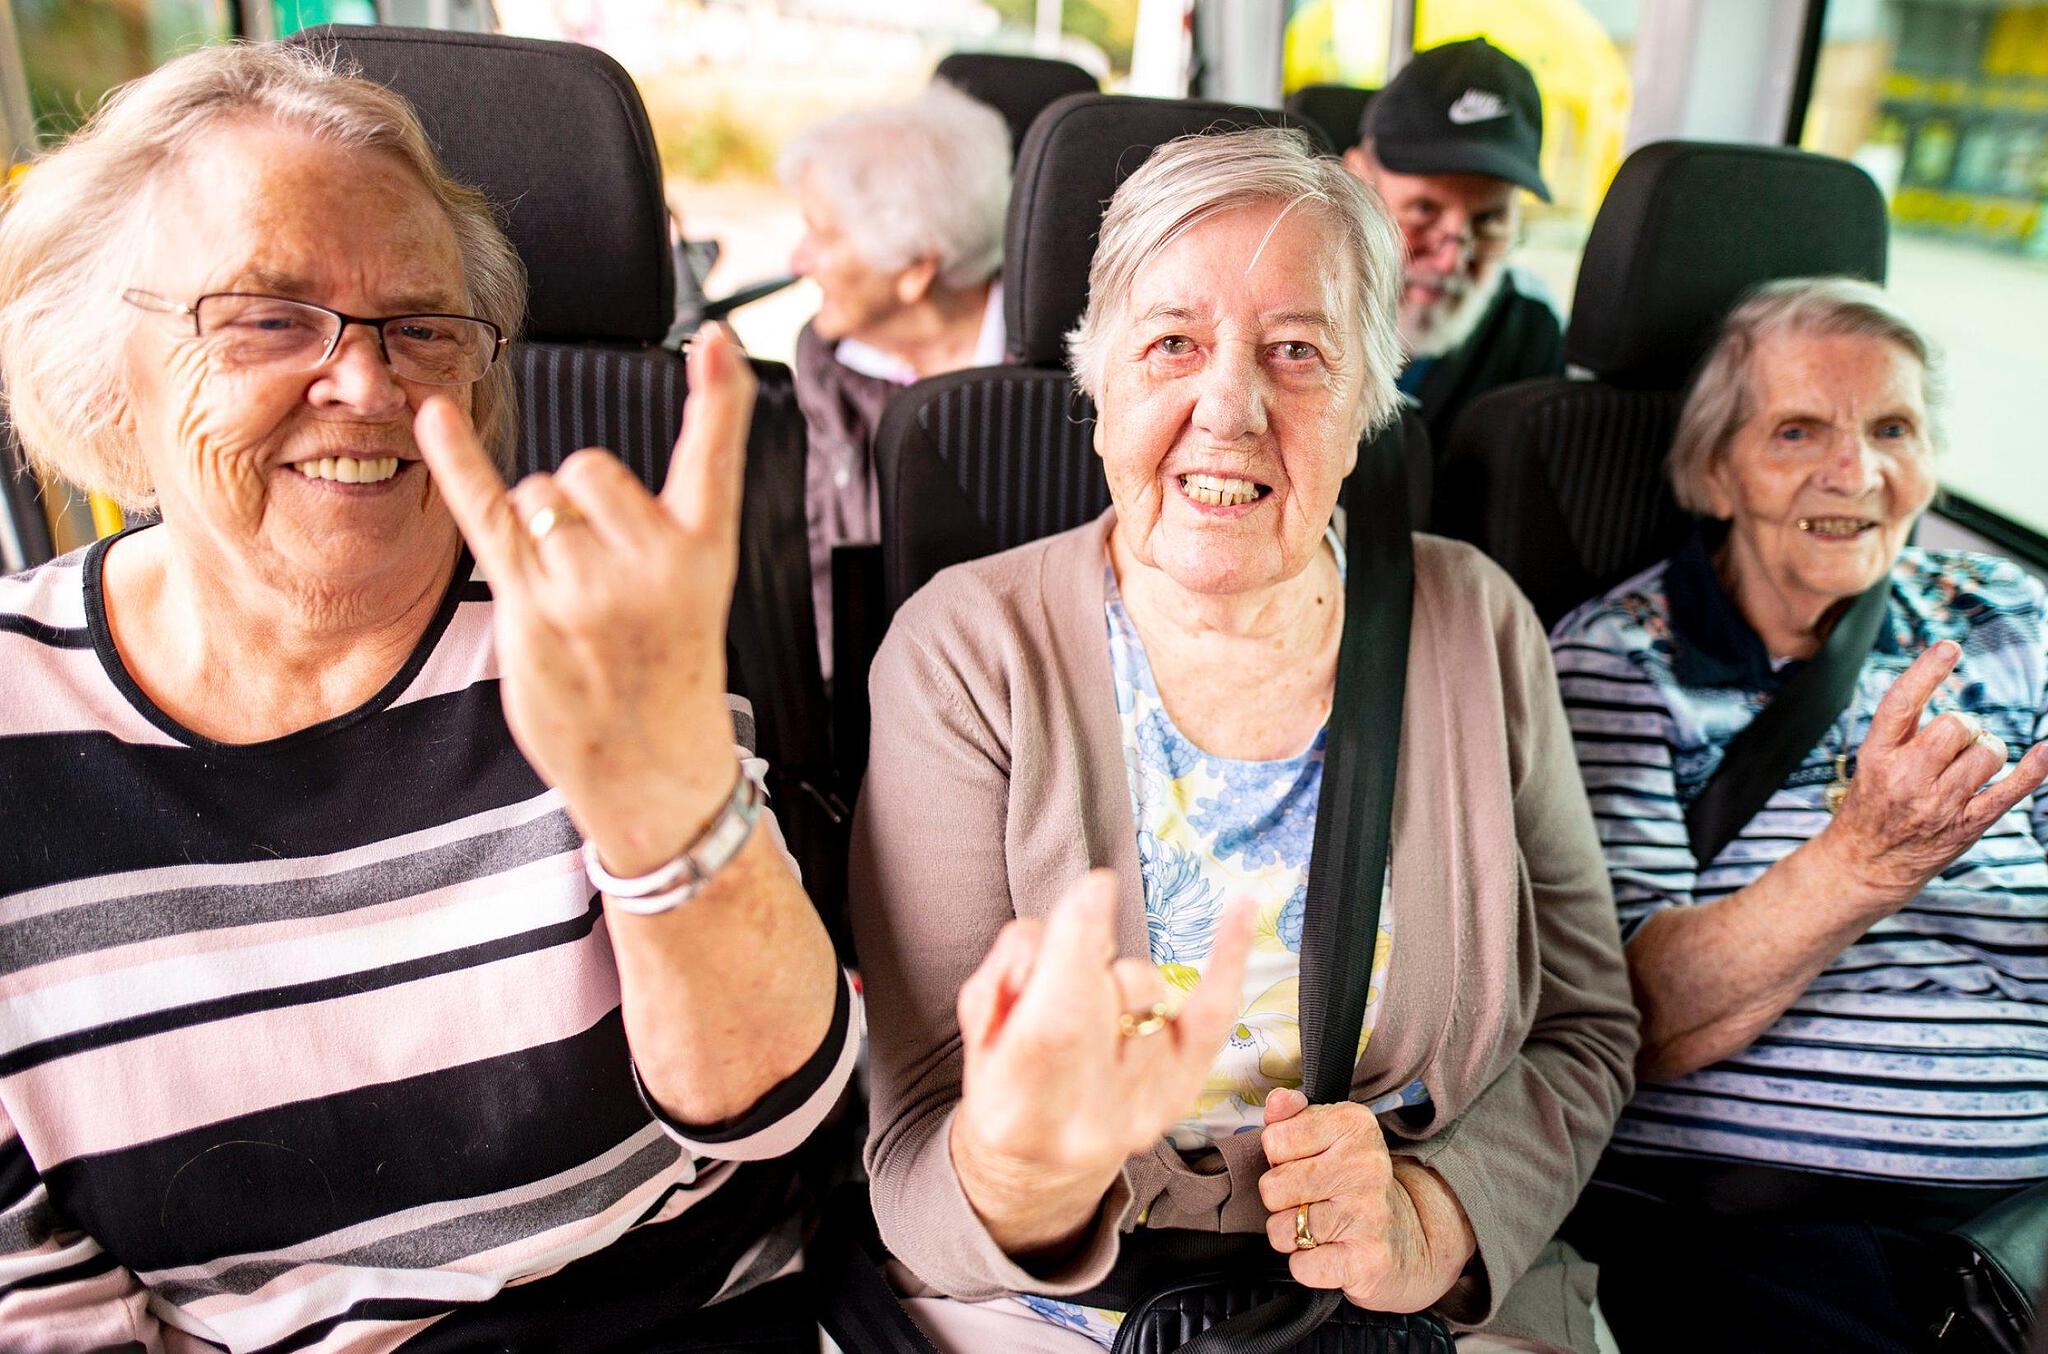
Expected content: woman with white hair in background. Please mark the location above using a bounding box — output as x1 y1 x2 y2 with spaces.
0 43 856 1352
1552 277 2048 1351
778 81 1012 675
850 127 1636 1353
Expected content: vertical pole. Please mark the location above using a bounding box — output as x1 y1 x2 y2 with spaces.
1388 0 1415 76
1036 0 1062 55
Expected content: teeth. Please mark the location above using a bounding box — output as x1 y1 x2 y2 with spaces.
1798 516 1873 537
295 456 400 484
1180 473 1263 508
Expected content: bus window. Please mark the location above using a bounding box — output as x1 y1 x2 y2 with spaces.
1282 0 1395 93
1410 0 1640 316
1805 0 2048 560
494 1 1132 365
10 0 231 142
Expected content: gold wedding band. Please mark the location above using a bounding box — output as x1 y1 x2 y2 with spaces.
1117 1002 1175 1039
525 504 584 546
1295 1203 1318 1250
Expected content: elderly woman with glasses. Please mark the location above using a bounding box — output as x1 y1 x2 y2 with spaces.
1551 278 2048 1351
850 128 1636 1353
0 43 855 1353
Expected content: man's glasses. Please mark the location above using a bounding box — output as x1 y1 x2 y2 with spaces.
122 289 507 386
1394 204 1519 262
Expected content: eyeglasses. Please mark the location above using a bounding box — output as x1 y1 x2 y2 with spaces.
122 289 508 386
1393 203 1519 261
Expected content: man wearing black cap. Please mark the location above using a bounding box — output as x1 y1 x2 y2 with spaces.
1342 38 1562 450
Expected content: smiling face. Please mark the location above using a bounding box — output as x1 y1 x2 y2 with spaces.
119 120 471 612
1708 329 1937 627
1093 201 1368 596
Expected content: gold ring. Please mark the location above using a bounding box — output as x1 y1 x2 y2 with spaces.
1294 1203 1317 1250
1117 1002 1174 1039
525 504 584 546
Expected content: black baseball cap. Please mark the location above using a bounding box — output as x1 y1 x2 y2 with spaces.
1362 38 1550 201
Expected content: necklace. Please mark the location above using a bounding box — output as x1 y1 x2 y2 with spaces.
1822 710 1855 813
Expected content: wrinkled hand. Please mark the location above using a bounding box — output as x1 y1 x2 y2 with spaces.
951 871 1255 1246
1258 1090 1474 1314
414 325 755 876
1819 640 2048 909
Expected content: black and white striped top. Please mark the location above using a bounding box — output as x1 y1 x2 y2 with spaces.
0 533 860 1353
1552 536 2048 1188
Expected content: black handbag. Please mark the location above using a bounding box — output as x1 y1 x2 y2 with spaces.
1081 428 1453 1354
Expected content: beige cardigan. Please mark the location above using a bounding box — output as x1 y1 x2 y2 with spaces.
848 513 1637 1343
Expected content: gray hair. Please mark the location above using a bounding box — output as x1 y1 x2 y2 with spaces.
1065 127 1404 440
778 82 1011 290
1670 276 1944 515
0 41 527 511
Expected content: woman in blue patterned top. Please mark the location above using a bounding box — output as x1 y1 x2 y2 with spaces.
1551 276 2048 1351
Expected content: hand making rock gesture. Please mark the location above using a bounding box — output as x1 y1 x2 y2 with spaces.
1820 639 2048 910
414 325 753 877
949 870 1256 1256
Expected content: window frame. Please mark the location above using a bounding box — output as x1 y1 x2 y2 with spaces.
1789 0 2048 575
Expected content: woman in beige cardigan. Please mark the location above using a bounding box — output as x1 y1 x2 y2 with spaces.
849 129 1638 1353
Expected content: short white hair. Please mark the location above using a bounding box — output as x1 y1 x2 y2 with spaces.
1065 127 1404 440
0 41 526 511
778 82 1011 290
1670 276 1944 515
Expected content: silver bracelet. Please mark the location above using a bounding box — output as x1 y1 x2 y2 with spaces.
580 770 762 916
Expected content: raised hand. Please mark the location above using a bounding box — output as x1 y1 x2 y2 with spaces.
413 325 755 876
1819 639 2048 908
949 870 1256 1256
1257 1090 1474 1314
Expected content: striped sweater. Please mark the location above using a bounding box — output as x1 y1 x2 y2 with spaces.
0 535 861 1353
1551 537 2048 1188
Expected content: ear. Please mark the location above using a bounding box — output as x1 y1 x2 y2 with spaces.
896 257 939 307
1341 146 1374 183
1702 451 1738 521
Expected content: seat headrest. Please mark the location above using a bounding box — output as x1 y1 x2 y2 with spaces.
1003 93 1324 367
1565 141 1888 388
290 25 672 346
1282 83 1376 154
933 52 1099 155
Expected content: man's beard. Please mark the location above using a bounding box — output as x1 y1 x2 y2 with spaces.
1397 259 1506 359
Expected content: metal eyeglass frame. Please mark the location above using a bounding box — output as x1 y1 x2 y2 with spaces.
120 288 509 385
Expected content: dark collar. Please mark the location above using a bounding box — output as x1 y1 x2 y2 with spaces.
1665 524 1906 689
1665 524 1796 690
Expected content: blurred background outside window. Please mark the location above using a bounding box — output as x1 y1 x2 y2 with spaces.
1805 0 2048 544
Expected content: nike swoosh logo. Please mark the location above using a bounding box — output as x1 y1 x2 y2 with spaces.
1447 90 1508 124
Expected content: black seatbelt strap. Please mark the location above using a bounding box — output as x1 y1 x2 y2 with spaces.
1172 426 1415 1354
1684 575 1890 867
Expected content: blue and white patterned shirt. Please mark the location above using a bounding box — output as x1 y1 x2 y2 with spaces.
1551 535 2048 1186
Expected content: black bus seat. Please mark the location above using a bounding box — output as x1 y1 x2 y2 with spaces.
1436 140 1888 626
290 25 847 941
1284 82 1376 156
932 51 1099 159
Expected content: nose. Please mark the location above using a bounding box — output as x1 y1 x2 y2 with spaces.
1816 431 1883 496
1408 209 1475 272
790 232 815 278
308 322 407 418
1191 341 1269 443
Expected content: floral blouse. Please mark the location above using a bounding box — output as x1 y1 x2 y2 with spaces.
1009 533 1428 1347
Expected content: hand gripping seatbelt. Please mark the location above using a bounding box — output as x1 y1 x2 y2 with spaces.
1166 425 1414 1354
1683 575 1889 869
